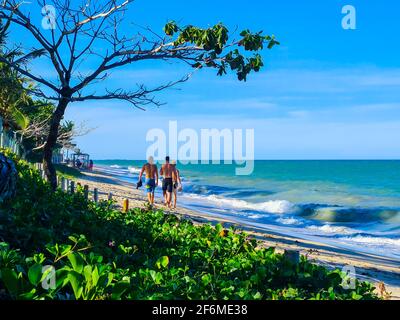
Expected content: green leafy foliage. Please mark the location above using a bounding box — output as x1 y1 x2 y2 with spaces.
0 151 379 300
0 20 37 130
163 21 279 81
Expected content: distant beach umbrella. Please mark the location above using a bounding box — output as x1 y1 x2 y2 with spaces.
0 152 18 202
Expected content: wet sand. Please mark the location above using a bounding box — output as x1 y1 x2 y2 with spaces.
76 167 400 299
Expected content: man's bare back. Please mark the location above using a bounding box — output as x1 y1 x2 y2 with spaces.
160 163 175 178
138 157 158 205
143 163 157 179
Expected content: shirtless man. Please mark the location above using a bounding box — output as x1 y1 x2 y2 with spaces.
138 156 158 205
171 160 182 209
160 156 176 208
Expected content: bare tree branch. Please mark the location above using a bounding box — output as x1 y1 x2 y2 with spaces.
0 56 61 92
18 116 94 151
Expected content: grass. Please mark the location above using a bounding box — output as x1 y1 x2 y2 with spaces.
54 164 82 180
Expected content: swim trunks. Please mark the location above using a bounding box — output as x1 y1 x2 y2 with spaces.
162 178 173 193
145 178 156 193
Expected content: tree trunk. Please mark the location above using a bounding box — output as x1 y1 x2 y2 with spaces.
43 96 69 190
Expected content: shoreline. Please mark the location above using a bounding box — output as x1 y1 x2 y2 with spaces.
76 166 400 299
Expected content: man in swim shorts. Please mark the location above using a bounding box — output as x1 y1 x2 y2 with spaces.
170 160 182 209
160 156 176 208
138 156 158 205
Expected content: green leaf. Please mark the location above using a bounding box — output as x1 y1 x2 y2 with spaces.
150 270 163 284
106 273 114 286
201 274 212 286
68 236 78 243
28 263 42 286
253 292 262 299
60 245 72 256
83 265 92 282
55 269 69 289
351 291 363 300
163 21 178 36
9 105 29 129
67 271 84 299
1 268 19 295
156 256 169 269
19 288 37 300
112 281 130 300
45 244 58 256
92 267 99 286
215 224 223 233
67 253 84 274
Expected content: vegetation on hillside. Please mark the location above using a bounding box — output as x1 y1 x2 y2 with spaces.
0 149 378 300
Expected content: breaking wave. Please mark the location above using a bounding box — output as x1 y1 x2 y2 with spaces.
185 193 297 214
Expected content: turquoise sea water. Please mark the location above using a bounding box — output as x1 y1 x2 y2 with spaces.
95 160 400 259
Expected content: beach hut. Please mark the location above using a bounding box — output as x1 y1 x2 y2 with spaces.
71 153 90 169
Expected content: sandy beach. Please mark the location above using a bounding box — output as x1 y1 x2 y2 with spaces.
76 167 400 299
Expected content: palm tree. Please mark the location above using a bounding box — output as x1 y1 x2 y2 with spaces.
0 67 31 130
0 19 44 130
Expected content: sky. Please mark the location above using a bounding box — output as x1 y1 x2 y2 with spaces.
7 0 400 159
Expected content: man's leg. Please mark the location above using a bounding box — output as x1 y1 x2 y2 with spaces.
162 183 167 205
167 180 174 207
161 179 167 205
149 181 155 205
163 191 167 205
166 191 172 208
173 190 177 208
147 192 152 203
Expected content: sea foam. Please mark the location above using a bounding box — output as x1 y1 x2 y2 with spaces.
276 217 303 225
306 224 359 235
340 235 400 247
128 166 141 174
186 193 296 214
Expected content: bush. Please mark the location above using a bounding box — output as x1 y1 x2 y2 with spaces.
0 149 378 300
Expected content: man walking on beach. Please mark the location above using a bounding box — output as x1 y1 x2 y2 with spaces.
171 160 182 209
138 156 158 205
160 156 176 208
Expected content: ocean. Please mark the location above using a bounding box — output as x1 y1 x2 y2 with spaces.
94 160 400 260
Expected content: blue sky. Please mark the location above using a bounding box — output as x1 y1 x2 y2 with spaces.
9 0 400 159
